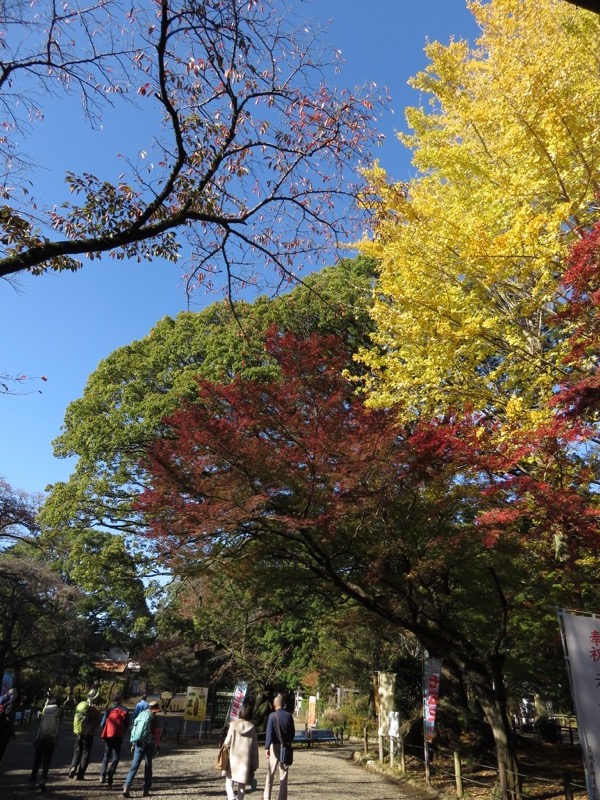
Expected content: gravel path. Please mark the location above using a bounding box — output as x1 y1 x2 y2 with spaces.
1 723 432 800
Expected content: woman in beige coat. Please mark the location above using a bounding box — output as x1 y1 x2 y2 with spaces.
224 704 259 800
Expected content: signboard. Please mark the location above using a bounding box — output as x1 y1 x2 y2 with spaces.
422 658 442 744
228 682 248 721
389 710 400 739
377 672 396 736
559 609 600 800
184 686 208 722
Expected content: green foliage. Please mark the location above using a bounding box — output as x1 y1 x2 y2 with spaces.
41 258 374 537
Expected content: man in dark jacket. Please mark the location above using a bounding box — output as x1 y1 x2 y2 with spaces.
263 694 295 800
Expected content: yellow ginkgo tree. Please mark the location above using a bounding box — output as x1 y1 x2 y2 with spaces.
358 0 600 428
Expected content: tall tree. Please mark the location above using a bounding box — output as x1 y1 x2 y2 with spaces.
0 477 39 548
356 0 600 426
0 553 86 682
0 0 383 292
43 528 153 655
40 258 375 538
137 331 599 797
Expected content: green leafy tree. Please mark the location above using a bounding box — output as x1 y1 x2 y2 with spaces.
40 258 375 539
42 528 153 655
150 556 325 697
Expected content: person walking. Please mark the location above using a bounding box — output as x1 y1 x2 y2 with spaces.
0 687 18 768
30 696 61 792
69 689 102 780
132 693 149 721
263 694 295 800
99 693 130 786
122 699 161 798
223 704 259 800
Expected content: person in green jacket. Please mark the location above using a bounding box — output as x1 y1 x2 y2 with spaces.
68 690 102 780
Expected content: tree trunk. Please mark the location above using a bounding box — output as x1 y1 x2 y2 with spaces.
465 657 522 800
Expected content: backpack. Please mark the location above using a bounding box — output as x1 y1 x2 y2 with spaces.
102 706 128 739
37 704 61 744
82 704 102 736
130 709 153 745
73 701 88 735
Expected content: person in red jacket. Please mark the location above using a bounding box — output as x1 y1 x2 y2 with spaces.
99 694 130 786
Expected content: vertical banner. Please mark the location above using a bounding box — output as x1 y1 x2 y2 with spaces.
228 682 248 722
184 686 208 722
377 672 396 736
307 695 317 728
422 658 442 743
558 609 600 800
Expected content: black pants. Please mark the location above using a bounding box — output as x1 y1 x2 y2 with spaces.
70 734 94 777
0 733 11 767
31 739 55 783
100 736 124 780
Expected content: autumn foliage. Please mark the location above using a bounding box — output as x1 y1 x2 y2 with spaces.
139 330 596 605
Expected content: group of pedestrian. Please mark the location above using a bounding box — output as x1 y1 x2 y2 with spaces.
24 689 162 795
223 694 295 800
5 688 296 800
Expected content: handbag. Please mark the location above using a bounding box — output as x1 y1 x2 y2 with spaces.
273 713 293 766
215 742 229 771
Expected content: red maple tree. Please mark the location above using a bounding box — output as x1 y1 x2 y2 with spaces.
138 329 597 790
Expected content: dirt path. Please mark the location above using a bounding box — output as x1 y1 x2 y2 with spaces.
1 723 432 800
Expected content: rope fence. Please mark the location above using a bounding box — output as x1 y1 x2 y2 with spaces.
361 731 588 800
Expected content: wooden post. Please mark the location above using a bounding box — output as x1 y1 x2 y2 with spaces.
378 733 384 763
454 751 464 799
363 725 368 755
498 761 508 800
563 771 574 800
399 735 406 774
390 736 395 767
424 741 431 787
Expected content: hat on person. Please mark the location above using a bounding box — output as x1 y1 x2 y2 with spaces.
148 701 160 711
87 689 100 701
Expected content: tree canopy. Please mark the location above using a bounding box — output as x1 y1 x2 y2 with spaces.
0 0 384 294
40 257 375 542
356 0 600 426
137 329 599 792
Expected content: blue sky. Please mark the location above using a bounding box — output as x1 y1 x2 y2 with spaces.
0 1 480 496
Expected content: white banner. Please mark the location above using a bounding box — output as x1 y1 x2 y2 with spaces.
377 672 396 736
228 682 248 721
559 609 600 800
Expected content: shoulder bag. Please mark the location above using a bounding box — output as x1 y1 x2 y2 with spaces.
215 741 229 771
